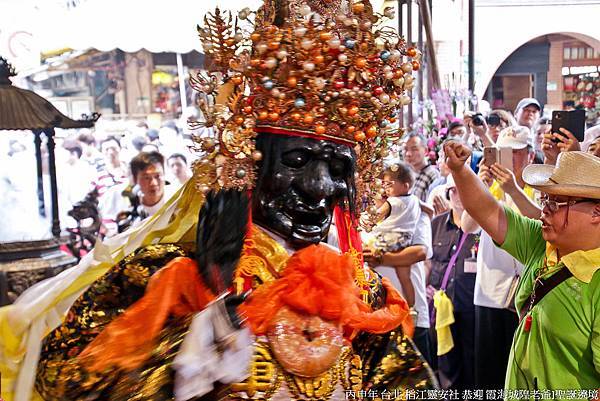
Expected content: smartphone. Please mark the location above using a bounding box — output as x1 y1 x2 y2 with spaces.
483 147 497 167
483 146 513 171
551 110 585 143
498 147 513 171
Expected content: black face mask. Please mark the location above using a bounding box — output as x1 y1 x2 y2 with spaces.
252 134 356 249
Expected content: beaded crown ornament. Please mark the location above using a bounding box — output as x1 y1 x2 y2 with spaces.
190 0 419 228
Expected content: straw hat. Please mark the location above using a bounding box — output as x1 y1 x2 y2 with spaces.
523 151 600 199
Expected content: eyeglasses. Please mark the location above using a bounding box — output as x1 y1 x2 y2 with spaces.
539 197 591 213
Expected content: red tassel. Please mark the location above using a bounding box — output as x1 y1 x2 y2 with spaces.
524 314 532 332
333 206 362 255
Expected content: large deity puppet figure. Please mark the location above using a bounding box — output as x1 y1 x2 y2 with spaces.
0 0 435 400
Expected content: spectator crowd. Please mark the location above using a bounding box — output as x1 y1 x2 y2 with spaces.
357 97 600 396
0 120 195 241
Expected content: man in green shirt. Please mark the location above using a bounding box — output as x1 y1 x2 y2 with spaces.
444 142 600 398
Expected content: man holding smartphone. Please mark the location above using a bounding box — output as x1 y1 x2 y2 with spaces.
541 110 589 165
461 126 540 395
445 141 600 395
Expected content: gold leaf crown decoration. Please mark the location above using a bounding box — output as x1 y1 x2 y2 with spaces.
190 0 420 227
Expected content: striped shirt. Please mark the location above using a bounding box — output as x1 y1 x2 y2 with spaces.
411 164 440 202
93 163 128 197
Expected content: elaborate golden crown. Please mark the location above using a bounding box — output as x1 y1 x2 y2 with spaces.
190 0 419 221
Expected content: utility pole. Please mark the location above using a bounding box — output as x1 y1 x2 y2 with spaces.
397 0 405 128
417 0 440 91
407 0 413 125
468 0 475 94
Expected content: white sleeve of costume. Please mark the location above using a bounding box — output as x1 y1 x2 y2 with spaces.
174 298 254 401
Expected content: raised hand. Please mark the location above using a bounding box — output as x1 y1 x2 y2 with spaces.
541 132 560 165
477 164 494 188
444 141 472 172
554 127 581 153
432 194 449 215
490 163 518 195
542 128 581 165
466 115 488 140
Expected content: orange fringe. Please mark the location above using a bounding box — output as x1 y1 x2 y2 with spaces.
240 244 410 337
382 277 415 338
80 245 412 374
78 257 214 373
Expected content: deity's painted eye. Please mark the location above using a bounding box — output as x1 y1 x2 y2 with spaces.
282 150 309 168
329 159 345 178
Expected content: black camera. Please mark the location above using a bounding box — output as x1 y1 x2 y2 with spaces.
486 114 501 127
472 113 485 126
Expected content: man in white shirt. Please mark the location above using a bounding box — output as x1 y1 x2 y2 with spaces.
404 133 440 202
102 151 175 235
364 207 434 365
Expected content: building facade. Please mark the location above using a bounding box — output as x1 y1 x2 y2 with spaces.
382 0 600 116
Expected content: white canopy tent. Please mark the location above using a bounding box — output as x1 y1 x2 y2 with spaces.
36 0 262 53
29 0 385 56
3 0 263 114
38 0 260 110
3 0 385 113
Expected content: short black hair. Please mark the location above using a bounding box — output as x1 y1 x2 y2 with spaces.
101 136 121 148
65 144 83 159
447 120 465 133
130 151 165 179
77 132 95 146
168 153 187 164
384 162 414 187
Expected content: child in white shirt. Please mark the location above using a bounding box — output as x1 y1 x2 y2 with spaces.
364 163 421 306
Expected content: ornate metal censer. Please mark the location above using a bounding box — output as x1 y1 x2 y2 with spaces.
0 56 100 304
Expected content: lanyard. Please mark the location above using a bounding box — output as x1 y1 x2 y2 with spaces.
441 232 468 291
